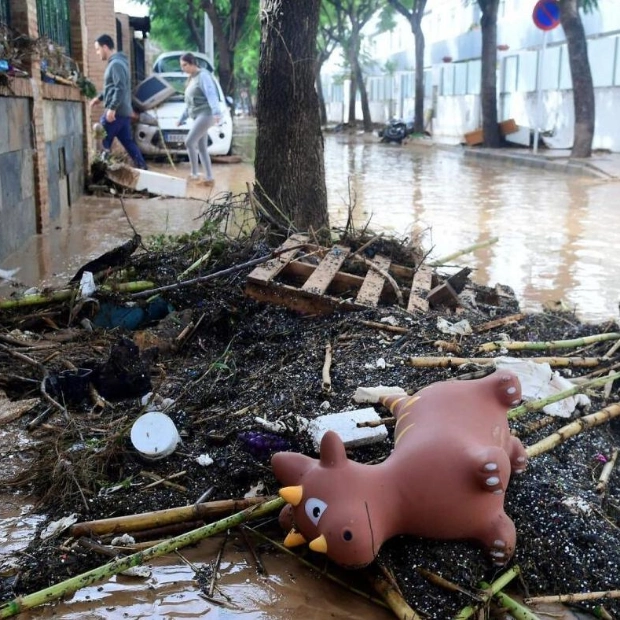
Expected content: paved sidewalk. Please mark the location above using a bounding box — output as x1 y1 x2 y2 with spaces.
460 146 620 180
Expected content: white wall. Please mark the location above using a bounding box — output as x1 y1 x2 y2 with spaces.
319 0 620 151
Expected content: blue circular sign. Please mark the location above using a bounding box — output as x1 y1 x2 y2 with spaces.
532 0 561 31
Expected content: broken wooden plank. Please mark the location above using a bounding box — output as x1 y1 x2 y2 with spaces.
355 255 391 307
245 280 365 316
427 280 460 308
246 234 309 283
407 265 433 313
301 245 350 295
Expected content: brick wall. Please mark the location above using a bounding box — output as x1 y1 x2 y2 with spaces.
83 0 117 129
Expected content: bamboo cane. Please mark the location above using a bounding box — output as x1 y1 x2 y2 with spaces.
370 568 423 619
478 333 620 353
595 448 619 493
0 497 285 619
70 497 265 537
526 403 620 458
0 281 155 310
322 341 333 393
453 566 521 619
524 590 620 605
429 237 498 267
479 581 540 620
507 370 620 420
406 356 602 369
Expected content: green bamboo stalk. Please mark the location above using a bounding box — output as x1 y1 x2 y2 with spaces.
430 237 499 267
526 403 620 458
507 370 620 420
0 497 284 619
479 581 540 620
0 281 155 310
478 333 620 353
453 566 521 619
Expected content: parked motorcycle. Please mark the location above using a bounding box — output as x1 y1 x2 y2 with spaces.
378 117 415 144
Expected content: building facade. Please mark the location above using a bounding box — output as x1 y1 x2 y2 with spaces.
321 0 620 152
0 0 144 262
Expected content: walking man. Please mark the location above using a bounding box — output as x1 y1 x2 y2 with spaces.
90 34 147 169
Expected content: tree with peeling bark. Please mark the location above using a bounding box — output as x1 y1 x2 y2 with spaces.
253 0 329 235
477 0 501 147
386 0 428 134
326 0 381 132
559 0 597 158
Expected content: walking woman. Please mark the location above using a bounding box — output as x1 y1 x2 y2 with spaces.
177 53 222 186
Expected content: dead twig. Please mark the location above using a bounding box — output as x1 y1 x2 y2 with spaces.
322 341 333 393
209 530 228 597
473 313 526 334
140 470 187 492
358 319 409 334
596 448 619 494
130 244 308 299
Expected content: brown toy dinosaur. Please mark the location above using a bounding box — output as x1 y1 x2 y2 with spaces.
271 371 528 568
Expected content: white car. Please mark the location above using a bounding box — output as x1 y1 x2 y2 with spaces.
134 51 233 158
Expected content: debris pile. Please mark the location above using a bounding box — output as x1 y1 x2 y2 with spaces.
1 211 619 619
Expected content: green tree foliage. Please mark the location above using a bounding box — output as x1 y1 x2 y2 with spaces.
137 0 260 101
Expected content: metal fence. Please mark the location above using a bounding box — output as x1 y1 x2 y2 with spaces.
0 0 10 26
36 0 71 54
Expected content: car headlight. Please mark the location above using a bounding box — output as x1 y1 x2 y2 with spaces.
138 111 159 126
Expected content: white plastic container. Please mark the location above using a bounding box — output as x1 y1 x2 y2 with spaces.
130 412 181 460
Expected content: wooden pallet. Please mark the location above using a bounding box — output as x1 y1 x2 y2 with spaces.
245 234 434 315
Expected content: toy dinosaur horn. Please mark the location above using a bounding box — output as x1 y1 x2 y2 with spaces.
283 529 307 548
279 485 303 506
309 534 328 554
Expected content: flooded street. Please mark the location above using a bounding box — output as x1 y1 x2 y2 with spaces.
2 126 620 322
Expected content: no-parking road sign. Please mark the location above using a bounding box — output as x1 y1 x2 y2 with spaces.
532 0 561 31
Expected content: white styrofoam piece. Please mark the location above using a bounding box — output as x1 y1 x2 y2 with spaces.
130 411 181 460
352 385 407 404
494 356 590 418
308 407 388 451
134 169 188 198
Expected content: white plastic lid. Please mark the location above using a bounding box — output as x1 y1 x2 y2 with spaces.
130 412 180 460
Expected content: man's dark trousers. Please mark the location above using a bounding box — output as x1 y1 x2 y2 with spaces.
101 115 147 169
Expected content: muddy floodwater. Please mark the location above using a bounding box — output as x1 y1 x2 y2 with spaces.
2 130 620 323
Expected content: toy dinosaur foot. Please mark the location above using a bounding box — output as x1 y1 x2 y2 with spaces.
494 372 522 407
488 539 511 566
480 512 516 566
508 436 529 474
474 447 511 494
481 461 504 494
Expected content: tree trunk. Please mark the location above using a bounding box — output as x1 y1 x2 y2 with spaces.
316 58 328 126
559 0 594 158
254 0 329 235
413 19 425 133
354 57 372 132
478 0 501 147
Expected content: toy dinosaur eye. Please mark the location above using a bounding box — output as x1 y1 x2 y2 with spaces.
304 498 327 526
342 529 353 542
